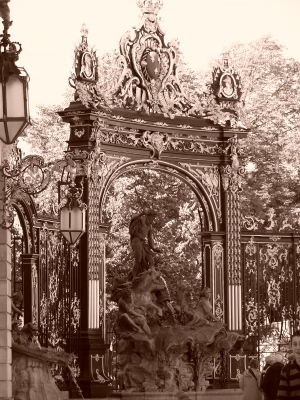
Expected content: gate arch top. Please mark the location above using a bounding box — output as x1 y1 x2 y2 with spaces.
98 158 219 232
58 0 249 222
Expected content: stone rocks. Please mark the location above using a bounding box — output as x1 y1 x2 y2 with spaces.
111 270 244 393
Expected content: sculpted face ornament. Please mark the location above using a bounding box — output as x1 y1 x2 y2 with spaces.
220 75 234 98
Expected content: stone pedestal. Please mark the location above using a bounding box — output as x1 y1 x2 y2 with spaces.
119 389 243 400
12 343 69 400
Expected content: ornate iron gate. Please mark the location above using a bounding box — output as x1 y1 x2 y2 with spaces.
38 227 81 353
241 232 300 363
2 145 82 388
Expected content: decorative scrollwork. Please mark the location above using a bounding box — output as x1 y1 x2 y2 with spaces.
97 124 225 156
245 298 258 335
71 293 81 333
49 270 59 304
267 277 281 307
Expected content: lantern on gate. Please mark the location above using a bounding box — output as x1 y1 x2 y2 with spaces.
59 166 87 246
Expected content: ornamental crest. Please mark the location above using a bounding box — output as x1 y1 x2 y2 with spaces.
117 0 192 117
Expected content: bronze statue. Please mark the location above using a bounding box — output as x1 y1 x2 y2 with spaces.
129 209 162 279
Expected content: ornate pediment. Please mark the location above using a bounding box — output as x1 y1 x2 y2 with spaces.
117 1 192 118
68 3 246 127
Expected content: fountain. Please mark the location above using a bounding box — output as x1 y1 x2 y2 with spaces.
110 210 245 399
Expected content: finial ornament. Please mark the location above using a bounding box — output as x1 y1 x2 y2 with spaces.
0 0 11 29
137 0 163 15
70 24 97 85
80 23 88 38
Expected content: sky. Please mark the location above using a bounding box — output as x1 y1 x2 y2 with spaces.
8 0 300 116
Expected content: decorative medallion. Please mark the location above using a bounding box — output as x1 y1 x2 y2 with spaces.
212 54 242 113
73 24 97 83
218 74 236 99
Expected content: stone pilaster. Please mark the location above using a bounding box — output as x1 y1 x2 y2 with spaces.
0 167 13 399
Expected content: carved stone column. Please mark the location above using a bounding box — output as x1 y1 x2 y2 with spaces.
0 143 13 399
0 212 12 400
21 254 39 324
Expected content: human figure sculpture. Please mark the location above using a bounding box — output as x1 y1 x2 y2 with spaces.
11 291 24 342
117 288 152 338
129 209 162 279
12 291 23 319
188 287 218 327
174 283 194 326
222 75 234 97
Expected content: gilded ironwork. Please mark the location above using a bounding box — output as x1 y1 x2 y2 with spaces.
95 117 225 156
242 208 300 233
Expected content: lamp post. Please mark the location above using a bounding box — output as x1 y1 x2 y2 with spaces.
0 18 30 144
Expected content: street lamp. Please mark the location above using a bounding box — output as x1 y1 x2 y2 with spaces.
0 16 30 144
59 165 87 246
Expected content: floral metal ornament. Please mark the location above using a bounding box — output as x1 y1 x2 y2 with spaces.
142 131 170 158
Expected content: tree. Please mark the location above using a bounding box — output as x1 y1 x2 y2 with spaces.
21 103 69 162
220 36 300 223
103 169 203 306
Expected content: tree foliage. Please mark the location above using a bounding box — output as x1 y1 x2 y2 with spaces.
103 169 202 306
22 103 69 162
221 36 300 221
